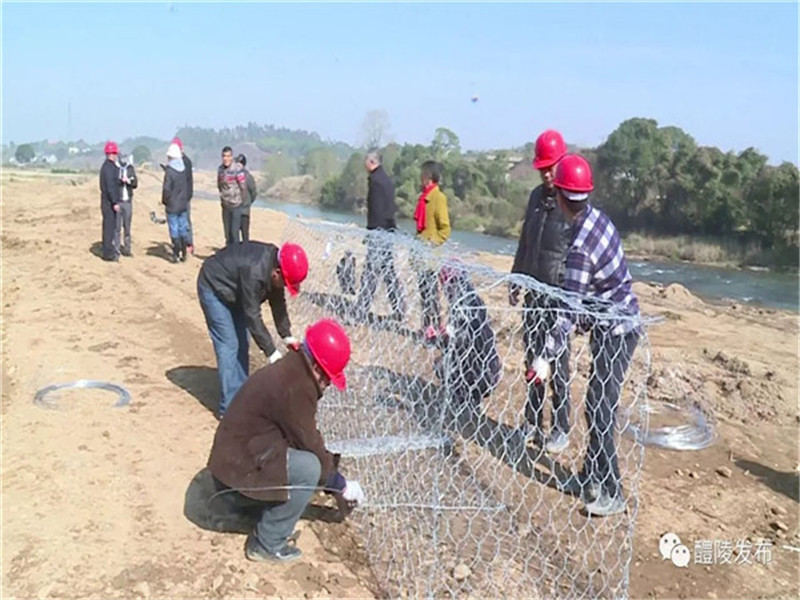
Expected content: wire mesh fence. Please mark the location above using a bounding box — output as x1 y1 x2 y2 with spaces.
283 218 651 599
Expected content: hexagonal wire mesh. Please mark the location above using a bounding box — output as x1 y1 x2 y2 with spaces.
283 219 651 599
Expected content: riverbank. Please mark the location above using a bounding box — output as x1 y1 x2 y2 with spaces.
255 189 797 273
623 232 798 272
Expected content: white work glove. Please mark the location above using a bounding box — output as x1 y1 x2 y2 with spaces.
268 349 283 364
342 480 365 505
525 357 551 386
283 336 300 351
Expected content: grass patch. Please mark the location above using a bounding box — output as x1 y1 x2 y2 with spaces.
623 233 798 269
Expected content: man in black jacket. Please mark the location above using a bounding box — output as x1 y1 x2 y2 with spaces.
162 143 191 263
509 129 572 453
352 151 405 321
99 141 122 261
197 241 309 418
172 137 195 254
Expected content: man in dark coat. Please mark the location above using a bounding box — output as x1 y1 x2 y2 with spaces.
351 151 405 321
172 137 195 254
197 241 309 417
162 143 191 263
510 129 572 453
236 154 257 242
207 319 364 561
99 141 122 261
433 263 501 408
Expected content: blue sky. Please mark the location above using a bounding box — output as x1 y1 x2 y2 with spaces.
2 1 797 163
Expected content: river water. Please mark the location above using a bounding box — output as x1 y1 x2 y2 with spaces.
246 198 798 312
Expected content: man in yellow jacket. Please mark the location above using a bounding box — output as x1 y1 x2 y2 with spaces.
413 160 451 333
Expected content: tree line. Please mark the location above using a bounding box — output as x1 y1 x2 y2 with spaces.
311 118 798 261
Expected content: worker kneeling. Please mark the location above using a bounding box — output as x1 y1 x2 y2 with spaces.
206 318 364 562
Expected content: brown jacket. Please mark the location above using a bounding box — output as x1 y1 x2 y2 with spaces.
207 350 338 502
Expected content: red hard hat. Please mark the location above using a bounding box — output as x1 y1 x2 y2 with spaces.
172 137 183 150
305 319 351 390
553 154 594 193
278 242 309 297
532 129 567 170
104 141 119 155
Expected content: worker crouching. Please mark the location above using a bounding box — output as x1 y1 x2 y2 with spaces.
206 319 364 561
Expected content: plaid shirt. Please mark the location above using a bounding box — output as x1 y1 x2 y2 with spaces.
546 204 639 360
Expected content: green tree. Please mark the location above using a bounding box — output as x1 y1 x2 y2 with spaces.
595 118 670 228
132 145 152 165
300 148 341 181
747 162 799 248
15 144 35 164
262 153 297 188
431 127 461 161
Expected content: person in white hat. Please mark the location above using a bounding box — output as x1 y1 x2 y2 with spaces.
162 143 191 262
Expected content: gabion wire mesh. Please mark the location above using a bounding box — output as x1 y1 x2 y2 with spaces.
283 219 651 600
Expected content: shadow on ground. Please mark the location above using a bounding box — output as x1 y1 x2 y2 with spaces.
146 241 175 262
364 365 577 496
166 365 219 416
183 467 344 536
735 458 800 503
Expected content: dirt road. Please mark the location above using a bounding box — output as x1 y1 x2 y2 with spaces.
1 168 798 599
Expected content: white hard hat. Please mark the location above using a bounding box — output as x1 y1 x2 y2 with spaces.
167 143 182 159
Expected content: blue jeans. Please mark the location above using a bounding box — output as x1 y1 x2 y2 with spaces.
167 211 190 240
198 281 249 417
186 201 194 245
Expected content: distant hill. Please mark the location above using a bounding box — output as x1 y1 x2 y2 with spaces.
1 122 355 171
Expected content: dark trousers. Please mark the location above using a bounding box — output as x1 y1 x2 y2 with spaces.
240 210 250 242
582 329 639 498
212 449 321 552
101 201 118 260
115 201 133 255
354 236 405 317
523 293 571 434
222 206 243 246
418 269 441 330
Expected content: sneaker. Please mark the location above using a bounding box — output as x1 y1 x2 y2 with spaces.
545 430 569 454
245 534 302 562
584 491 626 517
581 481 602 504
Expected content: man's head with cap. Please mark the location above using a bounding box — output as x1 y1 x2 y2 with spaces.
553 154 594 219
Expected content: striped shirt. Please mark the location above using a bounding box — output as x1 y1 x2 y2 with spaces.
546 204 639 359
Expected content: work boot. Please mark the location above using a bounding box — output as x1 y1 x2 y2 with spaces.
170 238 181 263
545 430 570 454
584 491 626 517
245 533 302 562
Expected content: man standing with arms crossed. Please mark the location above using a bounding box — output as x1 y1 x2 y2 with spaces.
217 146 247 245
352 151 405 321
510 129 573 453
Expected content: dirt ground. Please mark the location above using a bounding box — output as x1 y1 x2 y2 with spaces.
1 168 798 599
